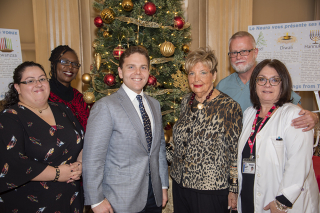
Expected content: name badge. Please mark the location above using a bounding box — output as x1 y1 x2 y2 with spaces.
242 158 255 174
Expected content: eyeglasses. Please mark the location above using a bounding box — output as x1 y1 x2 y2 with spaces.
58 59 81 68
256 77 282 86
20 77 49 85
228 48 256 58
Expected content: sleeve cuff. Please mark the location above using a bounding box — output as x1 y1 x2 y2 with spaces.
276 195 293 208
91 200 104 208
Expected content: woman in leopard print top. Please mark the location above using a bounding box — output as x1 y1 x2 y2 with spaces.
170 47 242 213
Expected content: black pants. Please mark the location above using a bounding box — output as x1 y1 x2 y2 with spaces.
138 176 162 213
172 179 229 213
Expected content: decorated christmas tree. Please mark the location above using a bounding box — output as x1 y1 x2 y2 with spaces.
82 0 192 132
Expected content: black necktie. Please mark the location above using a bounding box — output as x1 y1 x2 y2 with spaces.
136 95 152 152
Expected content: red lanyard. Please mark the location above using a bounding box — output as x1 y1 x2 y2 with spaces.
248 105 276 156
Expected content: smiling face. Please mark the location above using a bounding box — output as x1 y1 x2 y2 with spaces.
118 52 150 94
56 51 79 87
14 66 50 107
229 36 258 73
188 62 216 100
256 66 281 106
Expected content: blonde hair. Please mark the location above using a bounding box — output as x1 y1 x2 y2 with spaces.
185 47 218 74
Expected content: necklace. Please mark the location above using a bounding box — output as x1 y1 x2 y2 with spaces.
20 102 49 113
189 89 214 110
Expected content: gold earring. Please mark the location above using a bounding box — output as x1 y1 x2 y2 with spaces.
213 80 215 83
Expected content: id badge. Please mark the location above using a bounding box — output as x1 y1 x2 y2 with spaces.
242 158 255 174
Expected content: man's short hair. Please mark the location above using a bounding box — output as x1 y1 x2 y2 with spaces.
229 31 256 48
119 46 150 69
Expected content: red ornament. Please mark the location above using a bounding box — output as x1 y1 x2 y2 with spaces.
143 2 156 16
147 75 157 86
94 16 103 28
174 16 185 29
164 123 172 130
113 45 125 60
104 73 116 86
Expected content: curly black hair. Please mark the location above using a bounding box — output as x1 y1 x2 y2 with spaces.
4 61 46 109
49 45 76 79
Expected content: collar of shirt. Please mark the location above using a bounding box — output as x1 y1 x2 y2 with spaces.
121 83 154 132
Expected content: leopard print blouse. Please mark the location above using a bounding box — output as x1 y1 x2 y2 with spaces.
170 92 242 193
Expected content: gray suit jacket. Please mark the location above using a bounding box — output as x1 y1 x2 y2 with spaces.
82 86 169 212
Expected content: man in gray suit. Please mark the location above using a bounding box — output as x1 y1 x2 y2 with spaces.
82 46 169 213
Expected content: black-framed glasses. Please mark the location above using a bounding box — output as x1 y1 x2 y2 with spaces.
256 77 282 86
58 59 81 68
228 48 256 58
20 77 49 85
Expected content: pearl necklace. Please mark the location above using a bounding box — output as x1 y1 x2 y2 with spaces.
189 89 214 110
20 102 49 113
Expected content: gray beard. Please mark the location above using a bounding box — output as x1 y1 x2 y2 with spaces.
231 60 256 74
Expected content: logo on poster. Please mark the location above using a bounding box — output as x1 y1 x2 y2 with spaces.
0 31 17 35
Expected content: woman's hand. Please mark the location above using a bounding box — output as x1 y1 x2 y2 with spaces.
67 161 82 183
264 201 287 213
228 192 237 210
57 164 81 183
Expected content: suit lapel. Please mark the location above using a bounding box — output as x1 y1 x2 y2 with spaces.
145 96 160 152
117 87 148 152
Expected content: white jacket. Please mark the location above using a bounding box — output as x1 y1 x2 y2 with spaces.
237 103 319 213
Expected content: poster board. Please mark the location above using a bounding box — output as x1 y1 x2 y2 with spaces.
248 20 320 92
0 28 22 99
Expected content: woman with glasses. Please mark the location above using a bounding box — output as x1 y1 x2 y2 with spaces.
237 59 319 212
0 61 84 212
49 45 90 131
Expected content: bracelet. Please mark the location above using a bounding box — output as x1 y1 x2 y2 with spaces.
53 166 60 182
274 199 288 212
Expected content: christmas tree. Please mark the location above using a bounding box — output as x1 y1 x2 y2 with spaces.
82 0 192 130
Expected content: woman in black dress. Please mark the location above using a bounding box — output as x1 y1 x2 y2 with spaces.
0 62 84 212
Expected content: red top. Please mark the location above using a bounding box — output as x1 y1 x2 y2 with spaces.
49 89 90 131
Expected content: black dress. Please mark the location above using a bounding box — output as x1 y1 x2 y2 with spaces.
0 102 84 213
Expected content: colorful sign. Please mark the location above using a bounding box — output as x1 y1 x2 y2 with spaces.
0 28 22 99
248 20 320 91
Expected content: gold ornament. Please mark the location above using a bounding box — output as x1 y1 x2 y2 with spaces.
182 44 189 53
103 31 111 38
122 0 134 11
164 133 170 143
83 92 95 104
92 40 100 49
95 53 101 70
160 41 175 57
180 62 186 73
171 70 190 92
101 8 116 24
82 73 92 84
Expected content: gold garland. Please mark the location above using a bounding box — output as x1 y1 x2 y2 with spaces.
115 16 191 30
161 110 174 116
145 89 174 96
151 57 174 64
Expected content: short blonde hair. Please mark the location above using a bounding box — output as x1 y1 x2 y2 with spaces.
185 47 218 74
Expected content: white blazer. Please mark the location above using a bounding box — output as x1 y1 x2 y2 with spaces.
237 103 319 213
